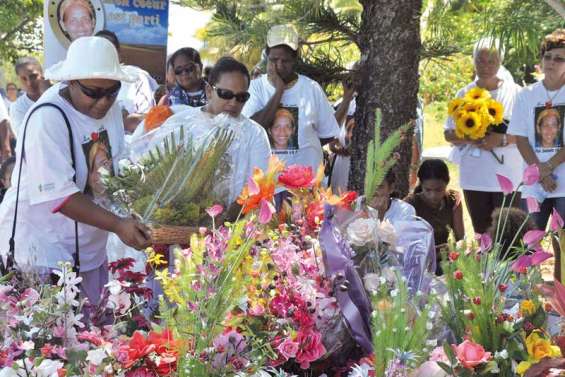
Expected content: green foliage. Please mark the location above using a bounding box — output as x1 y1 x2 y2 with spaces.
0 0 43 61
419 53 475 104
364 109 411 204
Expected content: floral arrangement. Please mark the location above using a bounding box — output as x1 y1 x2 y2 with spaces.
447 87 504 140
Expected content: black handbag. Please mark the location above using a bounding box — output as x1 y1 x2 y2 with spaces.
0 103 80 276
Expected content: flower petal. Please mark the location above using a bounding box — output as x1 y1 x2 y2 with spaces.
258 199 275 224
205 204 224 218
523 164 540 186
523 229 545 246
526 197 540 213
552 280 565 317
531 250 553 265
496 174 514 195
247 176 260 196
551 208 564 232
512 255 533 273
479 233 492 253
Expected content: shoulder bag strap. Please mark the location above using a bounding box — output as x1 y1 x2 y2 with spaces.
2 102 80 275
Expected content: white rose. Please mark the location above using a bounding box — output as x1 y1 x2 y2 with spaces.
347 218 378 246
377 219 397 247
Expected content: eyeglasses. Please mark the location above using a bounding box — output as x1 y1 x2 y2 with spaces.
212 85 250 103
76 80 121 100
174 65 197 76
543 53 565 64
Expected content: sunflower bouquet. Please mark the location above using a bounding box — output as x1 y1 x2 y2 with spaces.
448 87 505 140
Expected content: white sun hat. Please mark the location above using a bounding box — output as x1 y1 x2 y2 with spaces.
45 36 137 83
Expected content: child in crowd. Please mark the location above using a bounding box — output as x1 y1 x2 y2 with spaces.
487 207 536 260
369 170 416 225
0 157 15 203
405 159 464 273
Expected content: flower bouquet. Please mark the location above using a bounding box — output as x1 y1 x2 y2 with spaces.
447 87 506 163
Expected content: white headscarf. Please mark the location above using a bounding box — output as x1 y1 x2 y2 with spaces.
473 37 515 84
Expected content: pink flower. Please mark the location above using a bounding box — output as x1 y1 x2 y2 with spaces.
523 229 545 247
523 164 540 185
206 204 224 218
526 197 540 213
278 165 315 189
531 249 553 265
258 199 275 224
496 174 514 195
125 367 157 377
512 255 532 273
453 340 491 369
277 337 299 360
248 304 265 316
551 208 564 232
478 233 492 253
20 288 39 307
430 346 449 363
295 328 326 369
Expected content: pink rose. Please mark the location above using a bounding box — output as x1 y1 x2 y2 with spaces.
278 165 315 189
295 328 326 369
277 337 299 360
453 340 491 369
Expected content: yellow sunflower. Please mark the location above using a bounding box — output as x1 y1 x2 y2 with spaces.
455 111 483 139
464 87 491 102
447 98 465 116
486 99 504 125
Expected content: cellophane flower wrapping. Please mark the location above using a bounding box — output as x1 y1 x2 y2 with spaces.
103 112 239 226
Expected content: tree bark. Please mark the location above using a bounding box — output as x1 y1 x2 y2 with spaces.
349 0 422 198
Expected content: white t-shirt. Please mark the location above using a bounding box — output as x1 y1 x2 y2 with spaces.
445 80 523 191
137 106 271 204
508 81 565 198
384 199 416 225
0 83 126 271
118 65 159 115
0 97 9 123
242 74 340 172
10 94 35 137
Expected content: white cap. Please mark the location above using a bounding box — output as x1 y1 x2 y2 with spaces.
267 25 299 51
45 36 137 83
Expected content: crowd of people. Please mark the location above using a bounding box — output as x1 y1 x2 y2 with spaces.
0 24 563 302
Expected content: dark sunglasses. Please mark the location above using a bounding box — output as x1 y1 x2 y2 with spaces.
212 85 250 103
76 80 121 100
174 65 197 75
543 53 565 64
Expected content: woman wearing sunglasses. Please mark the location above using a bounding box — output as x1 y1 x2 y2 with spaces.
0 37 152 306
509 28 565 280
158 47 207 107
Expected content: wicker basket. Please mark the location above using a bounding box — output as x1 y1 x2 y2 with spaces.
150 224 199 245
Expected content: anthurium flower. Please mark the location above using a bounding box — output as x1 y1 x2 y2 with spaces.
530 249 553 265
478 233 492 253
205 204 224 218
551 208 564 231
452 339 491 369
512 255 532 274
259 199 276 224
523 229 545 247
526 197 540 213
496 174 514 195
523 164 540 186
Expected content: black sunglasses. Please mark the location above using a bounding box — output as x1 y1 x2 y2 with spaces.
76 80 121 100
212 85 250 103
174 65 197 76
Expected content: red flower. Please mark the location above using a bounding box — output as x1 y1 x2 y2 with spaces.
293 308 315 327
472 296 481 305
448 252 460 262
124 331 156 368
91 132 99 141
305 201 324 229
337 191 358 209
453 270 463 280
295 328 326 369
498 284 508 293
108 258 136 274
278 165 315 189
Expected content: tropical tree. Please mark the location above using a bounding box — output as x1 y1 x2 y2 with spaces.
0 0 43 61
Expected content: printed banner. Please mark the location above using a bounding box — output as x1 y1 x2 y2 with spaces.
44 0 169 82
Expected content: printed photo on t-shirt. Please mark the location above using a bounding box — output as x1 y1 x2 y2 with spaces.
82 129 113 198
269 106 299 154
534 105 565 152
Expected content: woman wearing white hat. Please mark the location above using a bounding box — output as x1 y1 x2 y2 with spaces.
0 36 151 305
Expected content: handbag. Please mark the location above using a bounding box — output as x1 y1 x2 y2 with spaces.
0 103 80 276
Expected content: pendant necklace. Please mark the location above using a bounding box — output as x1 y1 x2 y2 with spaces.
544 80 563 109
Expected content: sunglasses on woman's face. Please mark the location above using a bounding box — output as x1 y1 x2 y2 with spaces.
76 80 121 100
212 85 250 103
174 64 197 76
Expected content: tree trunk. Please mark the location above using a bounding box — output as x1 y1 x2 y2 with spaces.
349 0 422 198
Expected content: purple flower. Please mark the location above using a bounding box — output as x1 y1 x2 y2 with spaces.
523 229 545 247
526 197 540 213
206 204 224 218
259 199 275 224
551 208 564 232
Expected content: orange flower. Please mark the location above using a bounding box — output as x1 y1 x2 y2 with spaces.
144 105 174 132
238 156 284 214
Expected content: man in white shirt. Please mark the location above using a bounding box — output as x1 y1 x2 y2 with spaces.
10 57 50 138
0 37 151 306
242 24 340 172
